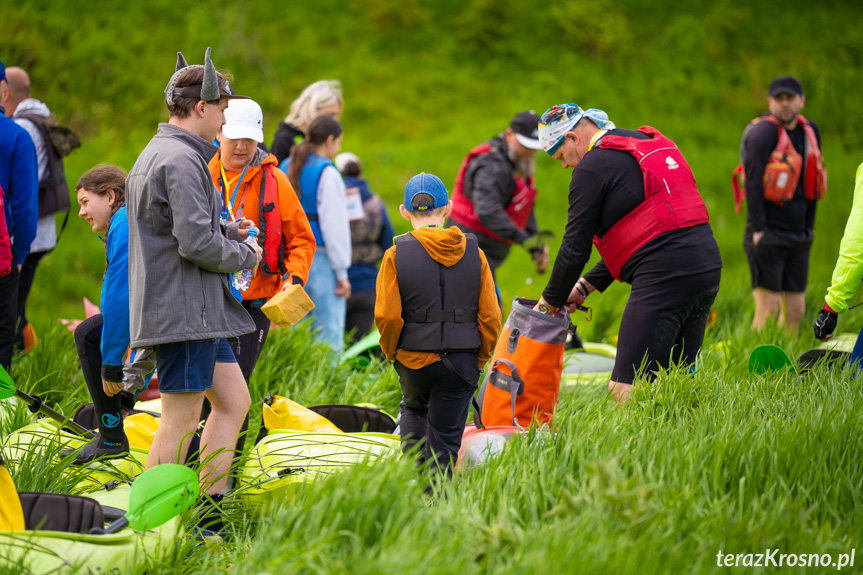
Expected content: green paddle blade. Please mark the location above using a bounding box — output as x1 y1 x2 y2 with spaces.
340 328 380 365
0 364 15 400
748 344 794 375
126 464 200 531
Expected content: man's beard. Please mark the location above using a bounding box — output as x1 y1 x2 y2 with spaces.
508 147 535 178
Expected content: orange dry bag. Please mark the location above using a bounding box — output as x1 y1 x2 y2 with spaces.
474 297 571 428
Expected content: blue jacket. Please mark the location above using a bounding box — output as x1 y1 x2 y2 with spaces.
0 113 38 264
344 175 396 293
100 207 130 368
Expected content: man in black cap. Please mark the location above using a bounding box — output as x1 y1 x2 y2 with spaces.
447 111 549 284
741 75 826 332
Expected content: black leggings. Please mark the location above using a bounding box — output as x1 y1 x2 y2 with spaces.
74 315 135 425
16 250 46 347
613 268 721 384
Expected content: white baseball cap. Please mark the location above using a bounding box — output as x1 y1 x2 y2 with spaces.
222 99 264 143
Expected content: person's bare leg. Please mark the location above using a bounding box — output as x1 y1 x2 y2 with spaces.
197 362 251 495
751 288 782 330
781 291 806 334
146 392 204 469
608 380 632 406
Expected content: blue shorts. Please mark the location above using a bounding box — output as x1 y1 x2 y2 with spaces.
155 338 236 394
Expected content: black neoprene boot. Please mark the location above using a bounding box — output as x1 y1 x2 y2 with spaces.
64 432 129 464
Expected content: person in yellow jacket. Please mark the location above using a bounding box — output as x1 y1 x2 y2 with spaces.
208 98 316 382
375 173 501 476
814 162 863 369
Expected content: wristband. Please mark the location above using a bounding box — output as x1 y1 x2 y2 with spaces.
575 280 589 298
101 364 124 383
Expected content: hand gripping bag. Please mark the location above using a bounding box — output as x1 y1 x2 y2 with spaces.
475 297 571 428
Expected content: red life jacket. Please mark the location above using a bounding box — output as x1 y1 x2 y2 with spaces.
450 142 537 245
0 183 12 277
592 126 710 281
731 114 827 213
257 164 287 277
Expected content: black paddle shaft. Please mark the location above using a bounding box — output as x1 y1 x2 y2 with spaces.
14 388 95 439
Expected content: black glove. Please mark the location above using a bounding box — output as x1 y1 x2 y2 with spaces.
813 304 838 340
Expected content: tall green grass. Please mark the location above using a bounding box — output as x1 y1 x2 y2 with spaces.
2 302 861 573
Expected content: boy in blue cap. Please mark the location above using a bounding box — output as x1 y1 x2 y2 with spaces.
375 173 501 476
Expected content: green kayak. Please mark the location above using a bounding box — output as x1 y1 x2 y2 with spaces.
562 342 617 387
3 419 147 492
0 483 181 575
238 429 401 507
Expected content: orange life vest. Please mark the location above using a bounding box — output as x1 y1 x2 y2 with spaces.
731 114 827 213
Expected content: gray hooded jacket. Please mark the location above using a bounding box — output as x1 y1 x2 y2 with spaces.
126 123 257 347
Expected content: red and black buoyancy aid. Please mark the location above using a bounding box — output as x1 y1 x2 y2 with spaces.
592 126 710 281
394 233 482 353
0 183 12 277
450 143 537 244
256 164 287 277
731 114 827 213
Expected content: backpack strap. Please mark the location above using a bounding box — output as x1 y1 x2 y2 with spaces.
440 354 486 430
484 358 525 430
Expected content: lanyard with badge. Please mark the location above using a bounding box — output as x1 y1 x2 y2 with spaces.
219 160 249 223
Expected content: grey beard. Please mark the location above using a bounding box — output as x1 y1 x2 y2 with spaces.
508 147 535 178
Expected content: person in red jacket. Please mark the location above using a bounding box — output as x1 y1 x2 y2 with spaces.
536 103 722 405
446 111 549 285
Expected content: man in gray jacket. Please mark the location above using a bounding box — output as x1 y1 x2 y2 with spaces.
126 49 260 503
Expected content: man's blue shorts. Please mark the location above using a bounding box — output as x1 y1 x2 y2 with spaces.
154 338 236 394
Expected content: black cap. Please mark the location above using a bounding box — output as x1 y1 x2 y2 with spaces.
769 75 803 98
510 110 542 150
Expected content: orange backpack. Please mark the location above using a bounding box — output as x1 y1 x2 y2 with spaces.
474 297 571 428
731 115 826 213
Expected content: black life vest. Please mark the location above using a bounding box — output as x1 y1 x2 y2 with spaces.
394 232 482 353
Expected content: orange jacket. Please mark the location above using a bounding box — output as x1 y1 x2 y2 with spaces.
209 149 316 302
375 226 501 370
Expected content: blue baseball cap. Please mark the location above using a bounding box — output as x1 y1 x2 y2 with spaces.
0 61 5 83
404 173 449 212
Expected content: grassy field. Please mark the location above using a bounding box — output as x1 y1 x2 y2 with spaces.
2 0 863 572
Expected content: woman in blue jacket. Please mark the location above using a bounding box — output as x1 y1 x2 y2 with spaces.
70 165 135 463
281 116 352 351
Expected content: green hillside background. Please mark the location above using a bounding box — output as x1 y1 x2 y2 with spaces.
3 0 863 340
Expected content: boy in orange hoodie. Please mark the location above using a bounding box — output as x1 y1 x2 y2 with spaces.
375 173 501 476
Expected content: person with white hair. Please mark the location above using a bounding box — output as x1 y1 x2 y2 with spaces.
270 80 343 164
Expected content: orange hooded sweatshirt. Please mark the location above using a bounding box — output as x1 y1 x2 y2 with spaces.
375 226 501 370
209 148 316 302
